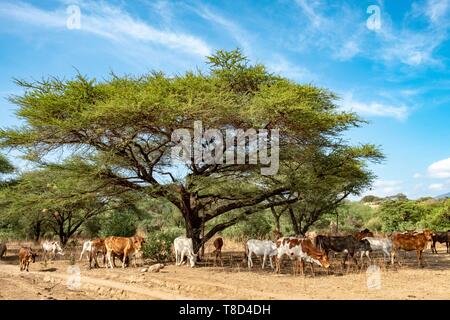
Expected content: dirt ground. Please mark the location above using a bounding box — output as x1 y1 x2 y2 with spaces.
0 241 449 300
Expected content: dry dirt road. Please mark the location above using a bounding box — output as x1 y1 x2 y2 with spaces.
1 244 449 300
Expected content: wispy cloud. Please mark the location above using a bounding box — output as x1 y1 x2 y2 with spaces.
340 93 409 121
292 0 450 67
191 4 252 56
0 1 211 57
266 55 315 82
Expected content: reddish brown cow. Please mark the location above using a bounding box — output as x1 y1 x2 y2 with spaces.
89 238 107 269
355 228 374 240
391 229 434 267
105 236 145 268
19 247 37 272
212 237 224 267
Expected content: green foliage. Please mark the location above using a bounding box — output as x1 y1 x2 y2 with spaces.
378 199 450 232
314 201 378 232
141 228 182 262
222 211 273 239
98 210 138 237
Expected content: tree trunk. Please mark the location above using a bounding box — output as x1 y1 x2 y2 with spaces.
288 206 300 235
33 221 41 242
183 211 203 254
270 206 281 236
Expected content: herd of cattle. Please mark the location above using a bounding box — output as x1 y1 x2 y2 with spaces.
0 229 448 276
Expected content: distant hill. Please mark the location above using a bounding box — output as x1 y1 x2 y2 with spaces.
435 192 450 199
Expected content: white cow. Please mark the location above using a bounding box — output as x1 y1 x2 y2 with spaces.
362 237 392 262
246 239 278 269
42 240 64 261
80 240 92 261
79 240 92 261
174 236 197 268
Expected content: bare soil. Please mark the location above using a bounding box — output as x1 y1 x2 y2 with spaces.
0 241 449 300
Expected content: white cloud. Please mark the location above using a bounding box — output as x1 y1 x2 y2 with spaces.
413 173 422 179
340 93 409 121
0 1 211 57
429 183 445 191
427 157 450 178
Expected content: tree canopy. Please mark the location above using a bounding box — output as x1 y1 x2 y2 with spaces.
0 49 383 250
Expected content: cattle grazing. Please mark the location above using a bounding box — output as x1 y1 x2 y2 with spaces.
174 236 197 268
391 229 434 267
0 243 6 259
276 237 329 276
355 228 374 240
212 237 224 267
361 237 392 262
316 235 372 267
275 236 296 273
19 247 37 272
104 236 145 269
42 241 64 261
246 239 278 269
430 232 449 254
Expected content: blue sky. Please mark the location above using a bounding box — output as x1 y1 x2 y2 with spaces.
0 0 449 199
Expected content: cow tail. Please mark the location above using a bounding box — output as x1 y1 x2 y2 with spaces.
244 242 248 261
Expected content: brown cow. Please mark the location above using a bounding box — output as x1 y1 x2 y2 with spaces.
212 237 224 267
19 247 37 272
104 236 145 268
355 228 374 240
89 238 107 269
391 229 434 267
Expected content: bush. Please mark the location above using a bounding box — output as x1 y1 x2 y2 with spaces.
142 228 183 263
99 211 137 237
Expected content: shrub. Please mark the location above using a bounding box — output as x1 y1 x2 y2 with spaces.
142 228 183 263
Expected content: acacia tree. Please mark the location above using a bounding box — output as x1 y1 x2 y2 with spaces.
0 158 136 245
0 49 382 251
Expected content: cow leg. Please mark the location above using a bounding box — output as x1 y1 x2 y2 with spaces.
262 254 267 269
309 262 315 277
107 250 114 269
417 250 424 267
247 252 252 269
300 259 305 277
122 251 127 268
269 255 274 269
